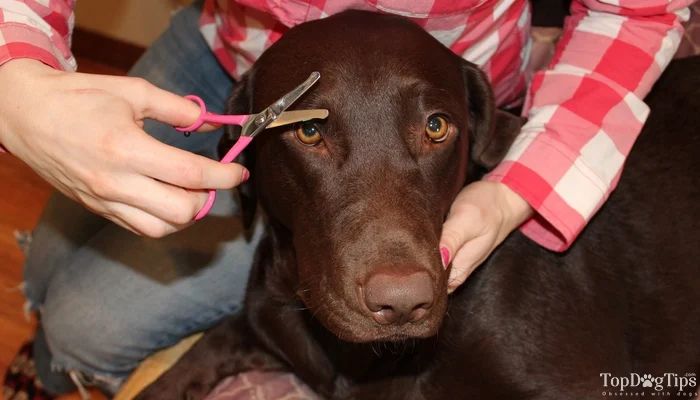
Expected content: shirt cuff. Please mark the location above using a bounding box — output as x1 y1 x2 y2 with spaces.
484 137 609 252
0 22 76 71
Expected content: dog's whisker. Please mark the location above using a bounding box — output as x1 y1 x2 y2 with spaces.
371 342 381 357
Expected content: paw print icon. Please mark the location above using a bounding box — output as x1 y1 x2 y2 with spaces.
641 374 654 388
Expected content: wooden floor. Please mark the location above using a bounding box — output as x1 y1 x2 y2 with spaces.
0 58 127 400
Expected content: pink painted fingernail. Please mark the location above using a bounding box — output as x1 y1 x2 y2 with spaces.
241 168 250 182
440 246 450 268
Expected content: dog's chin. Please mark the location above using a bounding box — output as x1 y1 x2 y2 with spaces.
302 294 447 343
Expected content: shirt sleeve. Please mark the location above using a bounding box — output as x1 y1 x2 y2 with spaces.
485 0 694 252
0 0 76 71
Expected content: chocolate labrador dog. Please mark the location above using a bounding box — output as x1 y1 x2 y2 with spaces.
137 11 700 400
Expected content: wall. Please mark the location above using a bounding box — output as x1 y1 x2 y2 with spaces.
75 0 192 48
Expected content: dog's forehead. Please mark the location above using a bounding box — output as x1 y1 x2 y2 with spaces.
252 11 464 106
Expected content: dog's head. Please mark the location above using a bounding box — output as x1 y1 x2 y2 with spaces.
224 10 521 342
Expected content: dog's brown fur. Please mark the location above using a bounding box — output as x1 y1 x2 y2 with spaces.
137 11 700 400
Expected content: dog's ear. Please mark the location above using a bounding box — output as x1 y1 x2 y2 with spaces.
462 61 524 170
219 71 258 230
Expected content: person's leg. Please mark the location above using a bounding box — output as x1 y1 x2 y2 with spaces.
22 2 262 395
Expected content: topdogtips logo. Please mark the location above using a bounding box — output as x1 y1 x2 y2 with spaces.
600 372 697 396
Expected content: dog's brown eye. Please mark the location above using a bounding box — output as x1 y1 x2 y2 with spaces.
425 115 449 142
295 121 322 146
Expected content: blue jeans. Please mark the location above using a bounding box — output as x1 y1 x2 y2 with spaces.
22 3 263 395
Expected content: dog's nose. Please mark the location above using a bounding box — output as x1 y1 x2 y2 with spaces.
363 271 434 325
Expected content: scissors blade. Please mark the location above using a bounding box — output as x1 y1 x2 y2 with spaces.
244 71 322 137
268 71 321 116
267 109 329 128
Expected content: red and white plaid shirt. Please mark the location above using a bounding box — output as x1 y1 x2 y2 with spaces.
0 0 694 251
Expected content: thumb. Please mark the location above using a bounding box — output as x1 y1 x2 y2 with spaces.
439 211 482 269
100 76 218 132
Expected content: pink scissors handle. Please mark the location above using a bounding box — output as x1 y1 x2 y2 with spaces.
176 95 256 220
177 95 250 132
194 135 253 220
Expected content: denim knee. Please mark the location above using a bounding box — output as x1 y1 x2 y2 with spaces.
33 210 264 394
39 288 155 393
38 264 248 395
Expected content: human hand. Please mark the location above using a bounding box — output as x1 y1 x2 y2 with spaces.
0 59 248 237
439 180 533 293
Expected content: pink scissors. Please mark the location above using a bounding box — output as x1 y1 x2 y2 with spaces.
176 72 328 220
